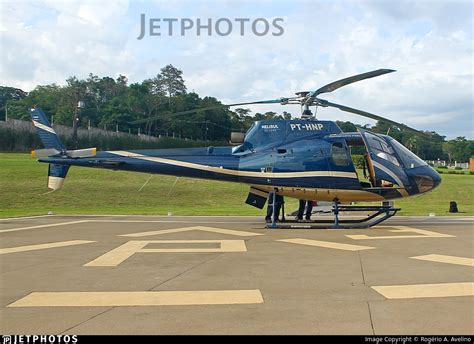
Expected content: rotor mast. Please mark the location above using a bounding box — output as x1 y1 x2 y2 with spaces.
295 91 314 120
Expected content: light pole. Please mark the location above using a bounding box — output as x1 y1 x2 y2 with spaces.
4 100 8 122
72 100 85 149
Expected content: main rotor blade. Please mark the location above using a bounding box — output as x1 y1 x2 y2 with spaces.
130 106 224 124
308 69 396 99
231 97 295 106
129 97 294 125
318 99 429 137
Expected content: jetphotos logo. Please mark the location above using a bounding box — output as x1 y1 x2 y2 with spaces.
137 14 285 39
1 335 78 344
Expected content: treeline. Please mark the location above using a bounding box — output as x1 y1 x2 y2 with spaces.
1 64 472 161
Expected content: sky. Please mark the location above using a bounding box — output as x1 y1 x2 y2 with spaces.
0 0 472 139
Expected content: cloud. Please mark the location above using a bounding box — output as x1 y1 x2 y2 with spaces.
0 0 132 89
0 0 472 138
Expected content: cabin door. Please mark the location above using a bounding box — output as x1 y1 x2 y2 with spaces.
357 128 409 188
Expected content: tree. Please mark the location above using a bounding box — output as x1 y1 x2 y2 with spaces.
444 137 474 163
230 108 253 131
116 74 128 87
336 121 358 132
0 86 28 120
371 121 403 142
254 111 281 121
1 66 463 150
282 111 292 120
150 64 187 99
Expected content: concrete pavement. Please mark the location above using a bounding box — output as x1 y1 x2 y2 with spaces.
0 215 472 334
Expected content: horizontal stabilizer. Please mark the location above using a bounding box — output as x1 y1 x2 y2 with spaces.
31 147 97 159
66 148 97 158
31 148 61 158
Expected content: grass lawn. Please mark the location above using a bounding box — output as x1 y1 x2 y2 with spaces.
0 153 472 218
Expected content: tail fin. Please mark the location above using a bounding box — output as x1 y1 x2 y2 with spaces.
30 107 65 151
48 163 70 191
30 107 97 159
30 107 97 191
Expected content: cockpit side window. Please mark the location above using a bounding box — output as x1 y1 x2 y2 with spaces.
331 142 350 166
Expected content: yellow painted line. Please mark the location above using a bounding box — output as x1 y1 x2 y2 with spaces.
0 220 89 234
346 226 454 240
0 215 54 221
411 254 474 267
8 290 264 307
277 238 375 251
120 226 263 237
84 240 247 267
372 282 474 299
0 240 96 254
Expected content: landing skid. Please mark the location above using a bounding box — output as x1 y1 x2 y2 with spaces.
266 194 400 229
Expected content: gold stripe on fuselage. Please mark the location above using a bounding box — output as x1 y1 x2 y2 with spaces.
107 151 357 179
252 185 389 202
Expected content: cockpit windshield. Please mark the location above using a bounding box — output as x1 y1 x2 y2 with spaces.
244 123 257 141
387 137 427 169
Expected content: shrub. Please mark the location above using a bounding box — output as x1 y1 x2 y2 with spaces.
0 126 225 152
352 154 365 169
438 165 448 169
454 167 462 170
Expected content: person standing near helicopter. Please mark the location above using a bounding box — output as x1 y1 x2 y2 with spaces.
297 199 315 221
265 193 284 222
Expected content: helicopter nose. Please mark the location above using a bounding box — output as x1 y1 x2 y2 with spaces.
411 166 441 194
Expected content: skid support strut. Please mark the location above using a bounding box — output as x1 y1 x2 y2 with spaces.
267 201 400 229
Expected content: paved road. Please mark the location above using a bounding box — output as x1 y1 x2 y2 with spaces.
0 215 472 334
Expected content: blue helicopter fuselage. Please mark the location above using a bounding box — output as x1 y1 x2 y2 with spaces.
40 119 441 203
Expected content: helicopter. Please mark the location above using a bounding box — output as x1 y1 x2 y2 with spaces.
29 69 441 229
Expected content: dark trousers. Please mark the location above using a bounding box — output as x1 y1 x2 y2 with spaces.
297 200 313 220
265 194 283 221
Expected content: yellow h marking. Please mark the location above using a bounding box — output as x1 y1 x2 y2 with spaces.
120 226 263 237
277 238 375 251
84 240 247 267
346 226 454 240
